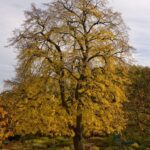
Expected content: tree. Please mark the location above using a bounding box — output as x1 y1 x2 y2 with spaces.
0 103 13 146
125 66 150 139
8 0 132 149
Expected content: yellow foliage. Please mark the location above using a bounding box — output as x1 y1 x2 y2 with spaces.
0 107 13 142
3 0 132 141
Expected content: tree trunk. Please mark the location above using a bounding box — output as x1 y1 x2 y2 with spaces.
73 114 85 150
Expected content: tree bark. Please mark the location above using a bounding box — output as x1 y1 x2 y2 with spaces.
73 63 86 150
73 113 85 150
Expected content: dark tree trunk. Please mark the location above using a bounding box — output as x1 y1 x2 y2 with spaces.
73 69 86 150
73 114 85 150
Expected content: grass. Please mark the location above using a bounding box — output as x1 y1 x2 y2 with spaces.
2 135 150 150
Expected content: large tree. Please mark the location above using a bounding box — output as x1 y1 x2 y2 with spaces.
7 0 132 149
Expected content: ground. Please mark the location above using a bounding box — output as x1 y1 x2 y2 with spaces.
1 136 150 150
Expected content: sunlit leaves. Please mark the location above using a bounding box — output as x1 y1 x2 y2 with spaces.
0 107 13 142
5 0 132 140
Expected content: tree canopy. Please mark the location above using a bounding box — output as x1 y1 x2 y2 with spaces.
4 0 132 149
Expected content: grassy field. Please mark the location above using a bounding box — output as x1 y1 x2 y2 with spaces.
2 136 150 150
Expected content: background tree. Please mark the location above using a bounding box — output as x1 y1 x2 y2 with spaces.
125 66 150 141
7 0 132 149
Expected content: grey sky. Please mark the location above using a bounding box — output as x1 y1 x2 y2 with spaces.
112 0 150 66
0 0 150 91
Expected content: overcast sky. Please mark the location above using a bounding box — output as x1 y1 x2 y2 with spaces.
0 0 150 91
